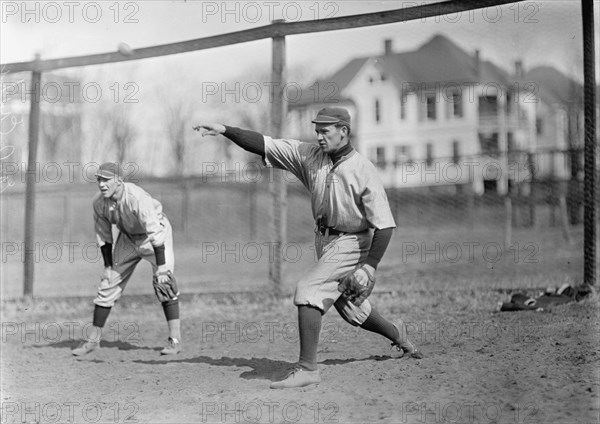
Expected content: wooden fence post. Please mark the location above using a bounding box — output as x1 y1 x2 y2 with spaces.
268 22 287 292
23 54 42 298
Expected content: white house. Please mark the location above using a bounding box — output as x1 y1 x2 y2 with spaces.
288 34 583 194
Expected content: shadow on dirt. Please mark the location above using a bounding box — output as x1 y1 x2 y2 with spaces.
31 340 161 352
133 355 290 381
133 354 397 381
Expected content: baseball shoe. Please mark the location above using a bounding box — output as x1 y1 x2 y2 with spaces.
160 337 181 355
72 340 100 356
270 367 321 389
392 319 423 359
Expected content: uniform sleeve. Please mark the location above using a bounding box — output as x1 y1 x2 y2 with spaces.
223 126 265 156
263 136 308 184
364 227 393 269
93 198 113 245
362 177 396 230
135 195 166 247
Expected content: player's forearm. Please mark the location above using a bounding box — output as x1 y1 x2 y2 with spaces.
364 227 393 269
223 126 265 156
100 243 113 268
153 244 166 267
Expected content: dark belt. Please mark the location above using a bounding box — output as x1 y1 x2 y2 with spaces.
315 217 344 236
317 226 344 236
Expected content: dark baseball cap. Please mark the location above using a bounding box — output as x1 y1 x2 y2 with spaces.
95 162 122 179
311 107 351 128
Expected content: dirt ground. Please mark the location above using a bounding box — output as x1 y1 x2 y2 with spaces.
1 281 599 424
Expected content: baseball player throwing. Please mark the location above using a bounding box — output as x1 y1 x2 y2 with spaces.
72 162 182 356
193 107 421 389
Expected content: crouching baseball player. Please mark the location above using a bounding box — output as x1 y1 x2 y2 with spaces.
72 162 182 356
193 107 422 389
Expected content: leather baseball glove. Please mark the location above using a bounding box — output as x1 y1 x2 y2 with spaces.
153 271 180 302
337 266 376 306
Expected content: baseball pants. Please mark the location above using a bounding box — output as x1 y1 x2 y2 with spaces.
94 217 175 307
294 230 373 326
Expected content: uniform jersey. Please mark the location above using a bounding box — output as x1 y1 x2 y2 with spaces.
264 136 396 232
93 182 167 247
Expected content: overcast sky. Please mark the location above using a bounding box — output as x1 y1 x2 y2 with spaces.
2 0 598 84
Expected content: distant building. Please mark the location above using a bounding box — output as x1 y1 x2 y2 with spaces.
288 34 584 194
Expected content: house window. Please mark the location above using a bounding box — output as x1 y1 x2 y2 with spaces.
506 92 514 116
452 141 460 164
369 147 386 168
536 118 543 135
507 132 515 152
426 143 434 166
394 145 413 165
426 94 437 120
380 73 387 82
375 146 386 168
451 92 463 118
375 99 381 124
479 132 499 155
400 94 407 120
479 95 498 117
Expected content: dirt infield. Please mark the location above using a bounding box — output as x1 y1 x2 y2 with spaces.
2 282 599 424
1 226 598 423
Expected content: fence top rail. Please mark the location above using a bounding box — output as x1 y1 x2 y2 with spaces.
1 0 522 73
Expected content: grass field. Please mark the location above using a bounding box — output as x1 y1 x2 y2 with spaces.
1 222 598 424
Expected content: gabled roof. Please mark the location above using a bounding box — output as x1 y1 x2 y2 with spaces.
293 34 513 105
523 66 583 105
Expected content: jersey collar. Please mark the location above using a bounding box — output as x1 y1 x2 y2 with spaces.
329 143 355 165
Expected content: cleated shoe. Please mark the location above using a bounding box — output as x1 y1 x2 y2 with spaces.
392 319 423 359
72 340 100 356
270 367 321 389
160 337 181 355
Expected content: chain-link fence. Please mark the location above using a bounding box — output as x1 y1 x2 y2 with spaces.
1 1 595 299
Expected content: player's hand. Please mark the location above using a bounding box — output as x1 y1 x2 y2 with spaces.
192 123 226 137
99 267 117 287
337 265 376 306
353 264 375 287
155 265 171 284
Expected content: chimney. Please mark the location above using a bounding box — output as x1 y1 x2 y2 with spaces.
384 39 393 55
515 60 523 79
474 49 481 78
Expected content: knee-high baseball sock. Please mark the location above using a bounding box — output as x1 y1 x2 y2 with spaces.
162 300 181 341
90 305 111 342
360 308 398 342
298 305 322 371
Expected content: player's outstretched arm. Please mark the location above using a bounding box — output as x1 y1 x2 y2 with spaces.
192 123 226 137
193 123 265 157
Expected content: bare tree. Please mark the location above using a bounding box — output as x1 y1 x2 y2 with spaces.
40 113 75 162
209 64 313 163
108 105 136 165
158 89 193 176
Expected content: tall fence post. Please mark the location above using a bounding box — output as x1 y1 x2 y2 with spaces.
582 0 596 285
23 54 42 298
268 21 287 292
498 89 511 247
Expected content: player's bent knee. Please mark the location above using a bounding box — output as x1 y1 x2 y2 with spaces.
94 286 122 308
93 297 116 308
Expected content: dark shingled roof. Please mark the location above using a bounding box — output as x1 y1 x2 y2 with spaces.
293 34 513 105
523 66 583 105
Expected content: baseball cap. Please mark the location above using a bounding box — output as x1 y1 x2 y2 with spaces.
95 162 122 179
311 107 351 128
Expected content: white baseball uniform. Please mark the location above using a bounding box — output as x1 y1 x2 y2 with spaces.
92 182 174 307
264 136 396 325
